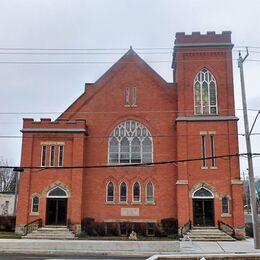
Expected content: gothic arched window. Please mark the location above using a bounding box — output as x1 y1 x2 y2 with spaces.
108 120 153 164
31 196 39 213
133 182 141 202
120 182 127 203
146 182 154 203
106 181 114 203
194 68 217 115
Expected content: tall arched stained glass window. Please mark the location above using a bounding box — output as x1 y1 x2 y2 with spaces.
120 182 127 202
146 182 154 203
194 68 217 115
108 120 153 164
106 182 114 202
133 182 141 202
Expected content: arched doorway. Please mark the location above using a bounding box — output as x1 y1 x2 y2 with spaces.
192 187 214 226
46 187 68 225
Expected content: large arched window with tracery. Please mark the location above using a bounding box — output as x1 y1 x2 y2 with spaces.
194 68 217 115
108 120 153 164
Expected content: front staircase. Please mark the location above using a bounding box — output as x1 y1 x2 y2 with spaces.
186 227 235 241
22 226 77 240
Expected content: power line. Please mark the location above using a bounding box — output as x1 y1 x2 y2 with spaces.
0 152 256 170
0 108 258 115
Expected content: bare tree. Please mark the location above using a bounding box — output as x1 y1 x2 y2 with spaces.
0 157 15 193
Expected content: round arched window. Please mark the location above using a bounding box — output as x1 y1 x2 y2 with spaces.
108 120 153 164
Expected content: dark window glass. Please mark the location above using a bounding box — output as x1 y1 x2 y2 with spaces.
32 196 39 212
194 188 213 198
48 187 67 197
201 135 206 167
50 146 55 166
146 182 154 202
41 146 46 166
107 182 114 202
222 197 229 213
133 182 140 202
58 145 64 167
120 182 127 202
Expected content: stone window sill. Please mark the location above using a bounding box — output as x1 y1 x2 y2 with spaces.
29 212 39 216
221 213 232 217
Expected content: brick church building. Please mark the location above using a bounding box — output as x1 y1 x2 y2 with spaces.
16 31 245 238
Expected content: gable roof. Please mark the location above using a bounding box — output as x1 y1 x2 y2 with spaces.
58 47 174 120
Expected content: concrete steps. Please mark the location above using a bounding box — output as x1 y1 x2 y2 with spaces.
187 227 235 241
22 226 77 240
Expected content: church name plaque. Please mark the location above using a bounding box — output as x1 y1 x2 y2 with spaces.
121 208 139 216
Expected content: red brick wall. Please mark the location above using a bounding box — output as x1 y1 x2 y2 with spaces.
16 32 244 235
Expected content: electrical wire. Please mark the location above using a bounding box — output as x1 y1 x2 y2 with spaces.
0 152 256 170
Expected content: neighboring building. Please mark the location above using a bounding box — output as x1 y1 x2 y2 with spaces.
16 31 245 238
0 193 15 216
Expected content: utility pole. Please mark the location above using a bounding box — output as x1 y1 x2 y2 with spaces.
12 167 23 216
238 49 260 249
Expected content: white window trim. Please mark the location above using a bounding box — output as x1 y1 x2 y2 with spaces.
49 145 55 167
210 134 216 167
192 187 214 199
132 86 137 107
119 181 128 203
41 145 47 167
31 196 40 213
194 68 218 115
106 181 115 203
201 135 207 168
108 120 153 165
132 181 141 203
221 196 230 214
146 181 154 203
58 145 64 167
47 186 68 198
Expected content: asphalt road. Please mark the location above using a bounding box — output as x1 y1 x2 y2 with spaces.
0 253 148 260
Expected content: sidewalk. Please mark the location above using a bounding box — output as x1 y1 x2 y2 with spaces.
0 239 179 255
0 238 260 259
149 238 260 259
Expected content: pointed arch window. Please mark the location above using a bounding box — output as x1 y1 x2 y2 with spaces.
120 182 127 203
133 182 141 202
106 181 114 203
108 120 153 164
146 182 154 203
192 187 214 198
31 196 39 213
47 187 68 198
194 68 217 115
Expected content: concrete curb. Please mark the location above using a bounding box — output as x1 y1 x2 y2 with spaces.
148 253 260 259
0 239 180 255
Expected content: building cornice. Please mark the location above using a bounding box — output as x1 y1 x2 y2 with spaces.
21 128 87 134
176 115 239 122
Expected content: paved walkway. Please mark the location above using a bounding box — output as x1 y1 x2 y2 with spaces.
149 239 260 259
0 238 260 259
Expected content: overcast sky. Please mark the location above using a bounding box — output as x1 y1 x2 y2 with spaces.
0 0 260 178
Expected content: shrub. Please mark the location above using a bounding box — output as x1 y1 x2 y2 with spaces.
161 218 178 235
81 217 97 235
0 216 16 232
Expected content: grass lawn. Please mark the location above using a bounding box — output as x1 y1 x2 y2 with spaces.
0 232 21 239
